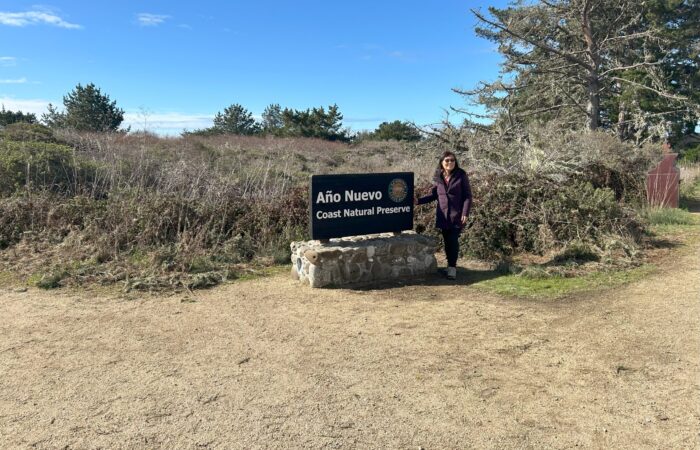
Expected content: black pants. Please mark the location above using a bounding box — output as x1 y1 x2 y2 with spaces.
441 228 461 267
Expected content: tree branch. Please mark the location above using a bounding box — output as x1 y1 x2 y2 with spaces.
512 103 580 118
600 60 663 76
448 105 497 120
611 77 689 101
601 30 655 47
539 0 564 10
471 8 594 71
615 108 694 124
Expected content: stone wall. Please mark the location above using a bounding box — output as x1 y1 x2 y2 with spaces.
290 232 438 288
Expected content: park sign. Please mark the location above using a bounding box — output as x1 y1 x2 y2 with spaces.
310 172 414 240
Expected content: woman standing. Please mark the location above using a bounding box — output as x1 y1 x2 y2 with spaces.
416 151 472 280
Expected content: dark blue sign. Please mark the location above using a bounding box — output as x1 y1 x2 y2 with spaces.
310 172 414 240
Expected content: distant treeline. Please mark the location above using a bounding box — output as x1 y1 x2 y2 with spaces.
0 107 37 126
1 83 423 142
185 103 423 143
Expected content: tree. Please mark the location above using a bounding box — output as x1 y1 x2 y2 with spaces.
371 120 422 141
0 107 37 126
261 103 284 135
212 103 260 135
281 104 349 141
185 102 349 140
459 0 699 143
41 104 65 129
42 83 125 132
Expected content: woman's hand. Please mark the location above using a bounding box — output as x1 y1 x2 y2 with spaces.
461 215 468 225
414 197 419 205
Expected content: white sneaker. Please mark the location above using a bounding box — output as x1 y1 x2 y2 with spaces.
447 267 457 280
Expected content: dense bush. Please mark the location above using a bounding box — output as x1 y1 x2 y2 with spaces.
0 139 98 196
0 186 308 270
414 125 658 260
484 177 640 259
680 145 700 163
0 123 53 142
415 174 644 261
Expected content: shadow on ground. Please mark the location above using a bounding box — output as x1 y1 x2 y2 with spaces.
346 266 505 291
647 236 685 250
680 194 700 213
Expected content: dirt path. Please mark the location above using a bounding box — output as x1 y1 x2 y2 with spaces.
1 234 698 449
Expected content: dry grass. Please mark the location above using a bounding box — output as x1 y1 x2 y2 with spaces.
0 126 664 290
1 131 437 290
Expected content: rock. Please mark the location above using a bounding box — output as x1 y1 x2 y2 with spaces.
350 252 368 264
304 250 319 265
318 249 342 261
341 263 362 282
291 232 438 288
389 244 406 256
367 246 375 258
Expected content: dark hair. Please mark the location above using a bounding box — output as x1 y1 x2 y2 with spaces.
434 151 460 181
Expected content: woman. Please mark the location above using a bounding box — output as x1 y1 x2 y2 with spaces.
416 151 472 280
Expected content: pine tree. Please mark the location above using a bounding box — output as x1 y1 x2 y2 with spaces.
212 104 260 135
372 121 422 141
261 103 283 135
0 106 37 126
42 83 124 132
460 0 699 143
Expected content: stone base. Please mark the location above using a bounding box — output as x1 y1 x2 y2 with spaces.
290 231 438 288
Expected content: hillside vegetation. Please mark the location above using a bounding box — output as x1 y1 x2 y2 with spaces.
1 121 687 291
0 125 434 290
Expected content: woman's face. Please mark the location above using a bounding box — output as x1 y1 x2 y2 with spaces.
441 155 456 173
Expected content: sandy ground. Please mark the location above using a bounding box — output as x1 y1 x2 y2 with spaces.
1 235 699 449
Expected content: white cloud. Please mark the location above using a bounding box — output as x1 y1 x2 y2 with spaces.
0 101 213 135
136 13 170 27
0 97 52 115
124 111 214 135
0 11 81 29
0 77 27 84
0 56 17 66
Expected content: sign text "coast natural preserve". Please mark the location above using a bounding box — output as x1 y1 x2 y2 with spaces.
309 172 414 240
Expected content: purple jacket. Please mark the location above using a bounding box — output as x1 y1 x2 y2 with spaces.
418 168 472 230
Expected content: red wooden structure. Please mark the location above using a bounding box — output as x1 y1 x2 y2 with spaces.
647 153 680 208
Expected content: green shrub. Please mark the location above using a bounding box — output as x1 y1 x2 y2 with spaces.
187 255 216 274
0 122 56 142
436 174 645 260
552 241 601 264
0 140 98 196
680 145 700 164
680 173 700 209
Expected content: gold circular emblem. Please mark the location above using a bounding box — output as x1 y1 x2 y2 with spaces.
388 178 408 203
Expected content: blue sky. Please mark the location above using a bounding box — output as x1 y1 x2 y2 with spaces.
0 1 508 135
